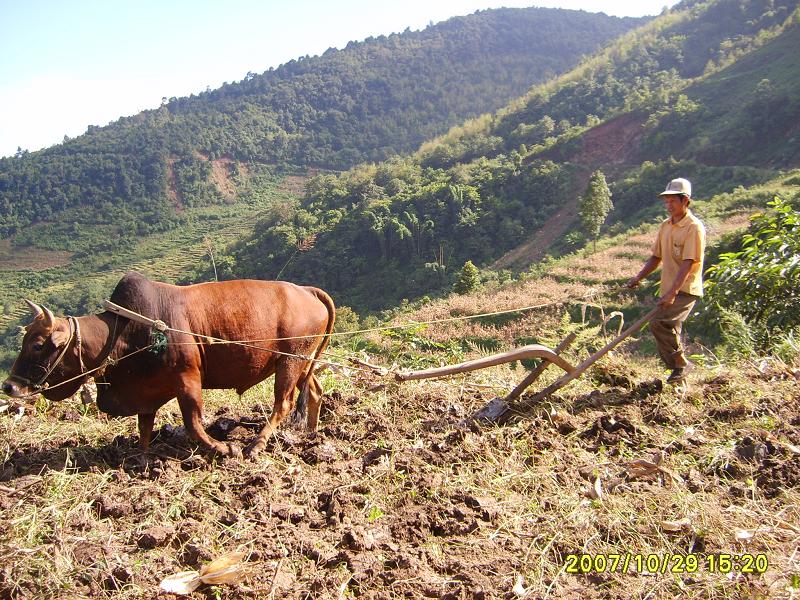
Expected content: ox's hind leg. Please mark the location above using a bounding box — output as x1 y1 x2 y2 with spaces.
176 374 242 458
137 413 156 452
304 374 324 431
290 369 321 428
245 357 306 459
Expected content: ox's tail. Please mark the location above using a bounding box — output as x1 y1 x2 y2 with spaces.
291 288 336 426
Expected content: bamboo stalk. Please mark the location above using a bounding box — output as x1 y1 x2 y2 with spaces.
103 300 163 328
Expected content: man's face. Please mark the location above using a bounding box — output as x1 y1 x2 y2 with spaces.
663 194 688 220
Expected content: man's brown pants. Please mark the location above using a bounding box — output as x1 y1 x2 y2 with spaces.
650 293 698 369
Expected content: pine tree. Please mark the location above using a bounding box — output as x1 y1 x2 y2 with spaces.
454 260 480 294
579 170 613 251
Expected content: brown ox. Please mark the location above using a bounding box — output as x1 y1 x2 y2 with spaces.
1 272 335 458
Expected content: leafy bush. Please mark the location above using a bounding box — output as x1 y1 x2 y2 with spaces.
704 195 800 349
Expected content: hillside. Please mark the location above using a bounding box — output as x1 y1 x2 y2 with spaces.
0 7 642 239
2 2 800 596
2 179 798 599
223 0 800 312
0 166 306 371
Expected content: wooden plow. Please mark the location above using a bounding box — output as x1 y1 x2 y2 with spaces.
394 306 659 425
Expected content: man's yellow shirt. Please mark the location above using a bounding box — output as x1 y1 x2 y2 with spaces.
651 209 706 297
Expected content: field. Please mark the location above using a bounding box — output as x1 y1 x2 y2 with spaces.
1 179 799 599
1 307 799 599
2 247 800 598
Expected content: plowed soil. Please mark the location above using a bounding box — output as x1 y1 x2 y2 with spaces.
1 358 798 599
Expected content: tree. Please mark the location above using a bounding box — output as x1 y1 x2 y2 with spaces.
454 260 480 294
579 170 613 251
203 235 218 281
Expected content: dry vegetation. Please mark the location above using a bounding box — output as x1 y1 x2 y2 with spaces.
1 346 798 599
1 204 799 599
0 240 73 272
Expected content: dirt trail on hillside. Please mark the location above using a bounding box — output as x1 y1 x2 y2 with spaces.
492 113 648 271
566 113 648 167
490 188 582 270
209 158 237 202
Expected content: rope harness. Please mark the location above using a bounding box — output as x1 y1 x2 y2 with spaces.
5 316 81 392
14 288 618 397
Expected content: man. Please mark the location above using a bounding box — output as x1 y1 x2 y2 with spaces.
626 178 706 384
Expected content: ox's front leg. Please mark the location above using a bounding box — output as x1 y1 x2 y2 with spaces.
177 375 242 458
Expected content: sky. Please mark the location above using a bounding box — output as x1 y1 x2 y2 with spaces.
0 0 677 159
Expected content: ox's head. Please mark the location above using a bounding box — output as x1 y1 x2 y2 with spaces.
1 301 83 401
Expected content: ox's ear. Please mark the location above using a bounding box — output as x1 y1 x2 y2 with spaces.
38 305 68 346
49 323 71 348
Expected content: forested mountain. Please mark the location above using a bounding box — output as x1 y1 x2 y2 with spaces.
0 7 643 238
451 0 800 169
222 0 800 311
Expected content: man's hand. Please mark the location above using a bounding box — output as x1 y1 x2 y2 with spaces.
625 276 640 289
658 291 677 309
627 257 660 290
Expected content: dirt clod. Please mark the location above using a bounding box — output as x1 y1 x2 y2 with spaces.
94 493 133 519
137 525 176 549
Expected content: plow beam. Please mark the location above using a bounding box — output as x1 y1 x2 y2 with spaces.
394 344 575 382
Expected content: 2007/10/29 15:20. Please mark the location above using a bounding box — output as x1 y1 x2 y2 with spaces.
564 553 769 575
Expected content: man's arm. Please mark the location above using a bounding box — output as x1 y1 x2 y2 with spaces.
626 255 661 288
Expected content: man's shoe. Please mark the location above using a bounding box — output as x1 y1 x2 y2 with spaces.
666 367 686 384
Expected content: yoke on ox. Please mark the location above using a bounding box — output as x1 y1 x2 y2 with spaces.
1 272 335 458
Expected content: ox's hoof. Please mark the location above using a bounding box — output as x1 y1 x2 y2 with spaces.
210 442 242 460
243 440 266 460
225 443 243 459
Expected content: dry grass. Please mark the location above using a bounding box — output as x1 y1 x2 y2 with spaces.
2 201 798 598
391 277 609 348
2 338 799 599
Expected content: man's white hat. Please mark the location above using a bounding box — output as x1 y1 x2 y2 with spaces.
659 177 691 197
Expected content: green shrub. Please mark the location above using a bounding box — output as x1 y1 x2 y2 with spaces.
704 195 800 350
454 260 480 295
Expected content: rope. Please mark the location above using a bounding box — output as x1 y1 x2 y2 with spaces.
140 287 610 374
14 344 156 397
104 288 605 346
29 287 617 397
6 316 77 391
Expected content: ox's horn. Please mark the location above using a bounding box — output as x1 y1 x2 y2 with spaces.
41 305 57 329
24 299 44 320
23 300 56 328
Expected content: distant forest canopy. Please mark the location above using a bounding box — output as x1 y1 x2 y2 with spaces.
219 0 800 311
420 0 800 170
0 7 644 238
